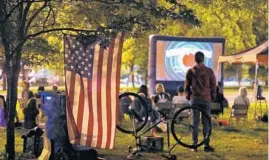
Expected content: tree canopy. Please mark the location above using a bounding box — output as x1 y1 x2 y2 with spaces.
0 0 201 158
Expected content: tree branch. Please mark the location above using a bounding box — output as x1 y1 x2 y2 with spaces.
9 28 98 59
5 0 45 21
25 0 49 34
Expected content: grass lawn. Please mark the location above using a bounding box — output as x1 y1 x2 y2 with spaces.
0 88 267 159
99 103 268 160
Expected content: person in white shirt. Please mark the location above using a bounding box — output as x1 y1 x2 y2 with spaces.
233 86 250 106
232 86 250 119
172 86 189 104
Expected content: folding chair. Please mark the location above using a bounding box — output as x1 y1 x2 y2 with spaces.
210 102 222 118
210 102 221 126
229 104 249 125
155 101 173 119
173 103 190 118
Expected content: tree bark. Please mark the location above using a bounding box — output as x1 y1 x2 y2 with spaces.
6 48 22 159
143 70 148 85
130 64 135 87
3 75 7 90
6 65 19 160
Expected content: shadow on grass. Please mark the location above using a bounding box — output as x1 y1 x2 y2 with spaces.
222 127 241 133
253 128 268 132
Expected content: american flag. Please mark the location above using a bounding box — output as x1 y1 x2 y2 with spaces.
64 33 124 149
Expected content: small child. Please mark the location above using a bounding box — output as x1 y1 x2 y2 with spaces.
172 86 189 104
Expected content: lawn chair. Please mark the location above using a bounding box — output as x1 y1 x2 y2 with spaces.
155 101 173 119
229 104 249 125
173 103 190 118
210 102 221 126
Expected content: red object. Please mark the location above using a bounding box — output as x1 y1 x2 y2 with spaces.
219 120 229 126
64 33 124 149
183 53 195 67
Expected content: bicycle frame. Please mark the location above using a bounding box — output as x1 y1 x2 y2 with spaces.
128 109 180 159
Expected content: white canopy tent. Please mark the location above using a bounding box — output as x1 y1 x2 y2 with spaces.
217 40 268 96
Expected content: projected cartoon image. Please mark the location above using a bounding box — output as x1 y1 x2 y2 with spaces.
163 41 213 81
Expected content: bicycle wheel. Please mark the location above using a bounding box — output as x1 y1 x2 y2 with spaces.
171 106 212 149
117 92 148 134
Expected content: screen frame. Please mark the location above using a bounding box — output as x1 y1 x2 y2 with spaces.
148 35 225 96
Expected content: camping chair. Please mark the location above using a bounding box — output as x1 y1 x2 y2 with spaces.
210 102 222 117
155 101 173 119
210 102 221 126
173 103 190 118
229 104 249 125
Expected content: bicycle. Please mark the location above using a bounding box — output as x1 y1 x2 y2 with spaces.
117 92 212 160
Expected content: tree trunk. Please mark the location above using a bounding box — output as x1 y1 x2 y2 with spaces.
6 65 19 160
22 64 26 81
6 46 22 159
130 64 135 87
3 75 7 90
144 71 148 85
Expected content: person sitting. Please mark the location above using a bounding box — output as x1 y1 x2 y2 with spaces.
133 85 160 136
118 88 132 123
172 86 189 104
232 86 250 119
153 83 170 103
212 86 226 115
234 86 250 106
23 91 39 129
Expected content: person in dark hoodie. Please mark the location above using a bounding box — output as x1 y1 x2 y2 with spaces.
23 91 39 129
185 51 216 152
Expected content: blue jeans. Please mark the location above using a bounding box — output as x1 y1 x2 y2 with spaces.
191 99 211 147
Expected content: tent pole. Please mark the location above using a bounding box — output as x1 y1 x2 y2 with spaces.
254 62 259 96
253 62 259 119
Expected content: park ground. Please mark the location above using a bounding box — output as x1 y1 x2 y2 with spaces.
0 87 267 160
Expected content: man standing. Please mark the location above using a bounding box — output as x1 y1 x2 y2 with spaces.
185 51 216 152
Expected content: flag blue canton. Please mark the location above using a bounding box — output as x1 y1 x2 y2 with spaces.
65 36 95 79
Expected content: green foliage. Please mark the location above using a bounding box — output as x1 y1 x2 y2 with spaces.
125 0 267 82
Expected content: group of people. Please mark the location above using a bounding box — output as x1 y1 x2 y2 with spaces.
21 82 61 129
120 51 237 153
0 81 60 130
